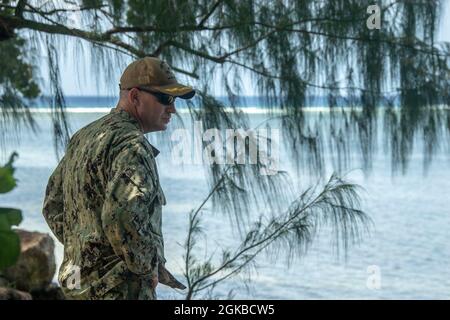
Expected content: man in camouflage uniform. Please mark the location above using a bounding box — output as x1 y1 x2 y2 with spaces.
42 57 195 300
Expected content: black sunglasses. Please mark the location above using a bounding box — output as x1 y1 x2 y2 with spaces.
135 87 176 105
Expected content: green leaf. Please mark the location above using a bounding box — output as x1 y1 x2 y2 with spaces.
0 152 18 194
0 229 21 270
0 208 22 270
0 167 17 194
0 207 22 231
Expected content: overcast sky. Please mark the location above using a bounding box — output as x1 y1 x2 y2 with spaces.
53 5 450 96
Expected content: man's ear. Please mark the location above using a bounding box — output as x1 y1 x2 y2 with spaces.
128 88 140 105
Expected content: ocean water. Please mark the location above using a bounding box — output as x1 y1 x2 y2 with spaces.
1 100 449 300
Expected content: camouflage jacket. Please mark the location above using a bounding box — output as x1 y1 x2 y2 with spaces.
42 107 185 299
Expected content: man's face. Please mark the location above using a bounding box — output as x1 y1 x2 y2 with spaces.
130 88 176 133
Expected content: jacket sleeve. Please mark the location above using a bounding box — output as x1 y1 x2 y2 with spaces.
101 140 165 276
42 156 66 244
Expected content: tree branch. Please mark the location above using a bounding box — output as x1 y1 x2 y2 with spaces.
197 0 224 27
14 0 27 18
24 3 109 16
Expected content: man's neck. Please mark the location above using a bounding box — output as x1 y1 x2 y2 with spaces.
116 104 146 133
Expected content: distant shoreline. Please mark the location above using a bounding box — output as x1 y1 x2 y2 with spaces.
9 106 366 114
9 105 450 114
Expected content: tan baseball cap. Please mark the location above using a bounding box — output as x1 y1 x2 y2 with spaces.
119 57 195 99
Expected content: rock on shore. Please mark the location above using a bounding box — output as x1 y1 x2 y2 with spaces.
0 229 64 300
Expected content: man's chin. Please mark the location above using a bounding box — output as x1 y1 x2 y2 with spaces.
161 119 171 129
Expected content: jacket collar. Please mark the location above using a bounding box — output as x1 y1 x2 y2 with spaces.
109 107 141 132
149 144 160 157
109 107 160 158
